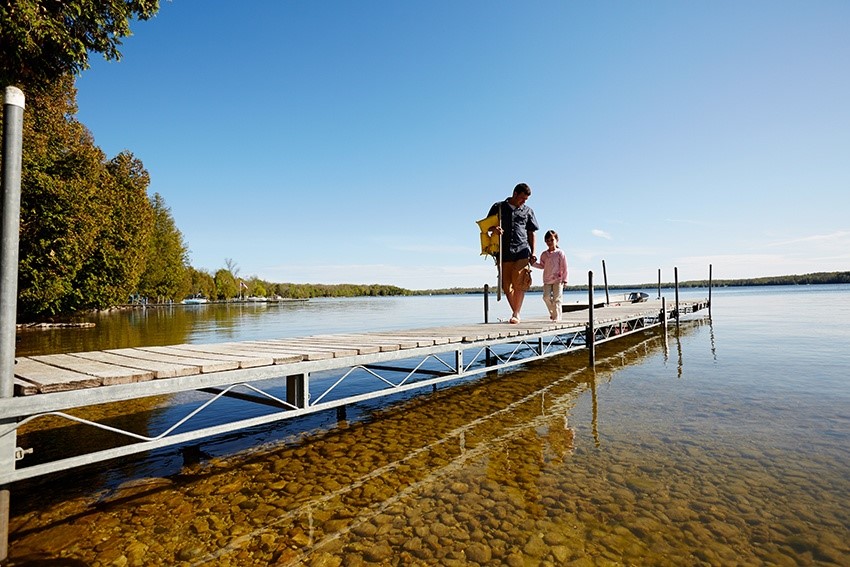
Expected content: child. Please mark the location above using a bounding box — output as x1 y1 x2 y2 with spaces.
532 230 568 321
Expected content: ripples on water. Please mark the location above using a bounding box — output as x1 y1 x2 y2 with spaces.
9 286 850 565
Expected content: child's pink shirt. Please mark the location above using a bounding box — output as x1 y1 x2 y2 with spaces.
532 248 568 285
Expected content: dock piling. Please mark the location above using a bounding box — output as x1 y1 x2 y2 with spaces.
657 269 661 299
708 264 713 317
602 260 610 305
674 267 680 325
1 85 26 563
587 271 595 367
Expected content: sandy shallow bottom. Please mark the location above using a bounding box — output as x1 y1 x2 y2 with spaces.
8 331 850 566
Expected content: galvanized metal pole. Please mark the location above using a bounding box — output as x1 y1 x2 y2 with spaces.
587 271 595 366
1 85 25 564
601 260 609 305
708 263 713 317
674 266 680 325
657 268 661 299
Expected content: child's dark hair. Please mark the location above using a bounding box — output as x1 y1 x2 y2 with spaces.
544 230 559 242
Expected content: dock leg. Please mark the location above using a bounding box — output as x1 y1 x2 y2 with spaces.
0 421 14 562
286 373 309 408
587 271 595 367
674 267 680 326
1 86 27 563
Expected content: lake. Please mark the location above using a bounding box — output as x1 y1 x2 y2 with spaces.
8 285 850 565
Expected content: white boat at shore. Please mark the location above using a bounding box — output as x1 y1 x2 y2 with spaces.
181 296 209 305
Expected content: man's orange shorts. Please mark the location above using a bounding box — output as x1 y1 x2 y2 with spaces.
502 257 532 295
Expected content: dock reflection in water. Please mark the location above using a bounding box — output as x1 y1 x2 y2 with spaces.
10 320 849 566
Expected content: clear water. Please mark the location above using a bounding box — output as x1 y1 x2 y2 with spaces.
8 285 850 565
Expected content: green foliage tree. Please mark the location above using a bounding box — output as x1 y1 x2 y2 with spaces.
214 269 237 301
0 0 160 91
137 193 189 303
15 75 110 318
75 151 154 308
186 267 216 300
243 277 267 298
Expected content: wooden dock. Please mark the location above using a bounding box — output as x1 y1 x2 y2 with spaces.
1 298 708 485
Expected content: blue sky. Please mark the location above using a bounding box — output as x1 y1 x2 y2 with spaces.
74 1 850 290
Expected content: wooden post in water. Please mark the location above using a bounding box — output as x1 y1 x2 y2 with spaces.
483 284 490 323
0 86 25 563
661 297 668 335
602 260 610 305
587 271 595 367
674 266 680 325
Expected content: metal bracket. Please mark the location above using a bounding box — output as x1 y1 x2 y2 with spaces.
14 447 33 461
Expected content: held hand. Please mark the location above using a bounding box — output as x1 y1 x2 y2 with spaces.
490 226 504 235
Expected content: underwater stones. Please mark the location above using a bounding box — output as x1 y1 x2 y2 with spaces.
464 541 492 563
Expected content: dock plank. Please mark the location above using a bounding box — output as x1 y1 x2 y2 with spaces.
30 353 154 385
231 341 335 361
282 337 382 355
312 334 403 352
139 345 279 368
166 343 297 365
73 351 200 379
104 348 239 374
14 378 38 396
14 358 102 393
251 339 359 358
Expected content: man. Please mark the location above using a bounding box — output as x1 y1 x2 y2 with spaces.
487 183 539 323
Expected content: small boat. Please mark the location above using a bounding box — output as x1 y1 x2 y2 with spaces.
625 291 649 303
605 292 651 305
181 295 208 305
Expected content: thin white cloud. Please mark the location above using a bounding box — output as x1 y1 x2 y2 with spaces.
591 229 612 240
765 230 850 248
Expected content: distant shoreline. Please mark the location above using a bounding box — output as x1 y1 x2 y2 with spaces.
418 271 850 296
14 272 849 326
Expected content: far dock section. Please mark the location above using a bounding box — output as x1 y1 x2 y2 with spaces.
2 299 707 485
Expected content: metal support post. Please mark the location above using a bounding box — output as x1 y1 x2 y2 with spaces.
286 373 309 408
1 85 26 564
674 266 680 325
587 271 595 367
708 263 713 317
602 260 609 305
657 268 661 299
